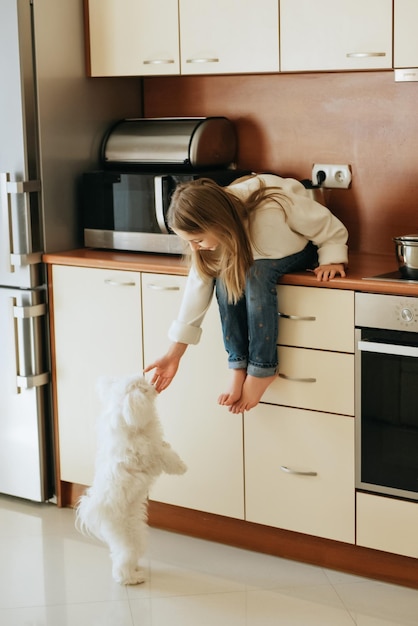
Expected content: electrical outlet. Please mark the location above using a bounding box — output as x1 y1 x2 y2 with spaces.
312 164 352 189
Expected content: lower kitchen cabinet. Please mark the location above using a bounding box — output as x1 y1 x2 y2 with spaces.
357 492 418 559
51 265 143 486
47 256 417 587
142 273 245 519
245 403 355 543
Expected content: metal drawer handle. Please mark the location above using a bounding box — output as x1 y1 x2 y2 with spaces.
280 465 318 477
346 52 386 58
278 373 316 383
143 59 175 65
278 312 316 321
186 57 220 64
147 283 180 291
104 279 136 287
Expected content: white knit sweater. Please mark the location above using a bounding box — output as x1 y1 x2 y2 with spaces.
168 174 348 345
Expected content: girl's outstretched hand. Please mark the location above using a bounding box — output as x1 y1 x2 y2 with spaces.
143 342 187 392
312 263 346 282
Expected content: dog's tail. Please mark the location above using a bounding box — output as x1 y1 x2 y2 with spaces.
75 492 102 540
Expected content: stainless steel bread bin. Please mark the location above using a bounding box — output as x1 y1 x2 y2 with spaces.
102 117 237 168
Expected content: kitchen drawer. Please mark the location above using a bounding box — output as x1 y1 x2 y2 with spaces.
277 286 354 352
357 492 418 559
262 346 354 415
245 404 355 543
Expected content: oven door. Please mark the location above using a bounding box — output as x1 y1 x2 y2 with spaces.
355 327 418 501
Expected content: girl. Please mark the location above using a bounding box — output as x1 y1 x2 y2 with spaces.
144 173 348 414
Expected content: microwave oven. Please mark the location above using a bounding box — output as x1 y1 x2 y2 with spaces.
81 169 250 254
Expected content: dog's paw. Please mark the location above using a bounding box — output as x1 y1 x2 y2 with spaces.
175 459 188 475
113 564 146 586
161 445 188 475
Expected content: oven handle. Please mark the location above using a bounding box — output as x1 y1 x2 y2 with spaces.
358 340 418 358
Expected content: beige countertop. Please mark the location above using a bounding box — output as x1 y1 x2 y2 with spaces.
43 248 418 297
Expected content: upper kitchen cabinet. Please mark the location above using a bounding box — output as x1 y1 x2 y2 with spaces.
280 0 392 72
179 0 279 75
85 0 279 77
394 0 418 68
86 0 180 76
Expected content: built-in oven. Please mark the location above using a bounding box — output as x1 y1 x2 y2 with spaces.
355 292 418 502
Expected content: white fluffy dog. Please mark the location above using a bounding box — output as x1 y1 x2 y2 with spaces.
76 374 187 585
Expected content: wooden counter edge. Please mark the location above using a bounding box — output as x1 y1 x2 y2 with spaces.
43 249 418 295
42 249 189 276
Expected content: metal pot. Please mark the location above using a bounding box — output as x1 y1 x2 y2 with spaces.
393 235 418 279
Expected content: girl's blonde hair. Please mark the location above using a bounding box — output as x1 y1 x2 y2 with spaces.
167 176 288 303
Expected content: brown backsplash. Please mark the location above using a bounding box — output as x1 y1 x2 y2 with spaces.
143 71 418 258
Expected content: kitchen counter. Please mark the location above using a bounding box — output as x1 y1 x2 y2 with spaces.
43 248 418 297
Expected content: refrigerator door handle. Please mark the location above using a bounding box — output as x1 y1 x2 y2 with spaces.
13 302 49 391
1 172 42 270
16 372 49 390
10 252 43 266
13 303 46 318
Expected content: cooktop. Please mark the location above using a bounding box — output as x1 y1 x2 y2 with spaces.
365 270 418 284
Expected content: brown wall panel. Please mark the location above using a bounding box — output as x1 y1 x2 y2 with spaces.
144 71 418 257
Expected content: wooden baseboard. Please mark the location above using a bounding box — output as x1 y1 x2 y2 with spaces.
147 501 418 591
59 482 418 590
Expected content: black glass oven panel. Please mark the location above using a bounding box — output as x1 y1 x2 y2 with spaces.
361 344 418 495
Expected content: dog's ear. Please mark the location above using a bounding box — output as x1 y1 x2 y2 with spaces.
122 387 151 427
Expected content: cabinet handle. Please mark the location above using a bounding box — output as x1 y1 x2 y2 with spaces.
346 52 386 58
278 312 316 321
278 373 316 383
186 57 219 64
104 279 136 287
147 283 180 291
280 465 318 477
143 59 175 65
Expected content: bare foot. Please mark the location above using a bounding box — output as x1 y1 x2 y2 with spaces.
229 374 277 414
218 369 246 406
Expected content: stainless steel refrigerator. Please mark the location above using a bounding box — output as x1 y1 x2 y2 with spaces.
0 0 142 501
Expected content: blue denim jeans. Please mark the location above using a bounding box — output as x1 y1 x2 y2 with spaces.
215 242 318 377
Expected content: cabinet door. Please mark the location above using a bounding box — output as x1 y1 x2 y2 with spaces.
142 273 244 519
280 0 392 71
179 0 279 75
394 0 418 68
87 0 179 76
357 492 418 558
52 266 142 486
245 404 355 543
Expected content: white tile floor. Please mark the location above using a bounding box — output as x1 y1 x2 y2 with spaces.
0 494 417 626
